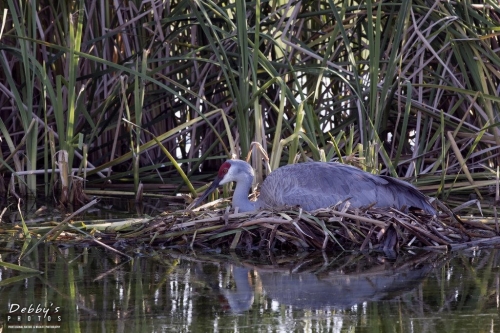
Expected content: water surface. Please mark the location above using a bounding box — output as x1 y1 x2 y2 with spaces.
1 244 499 332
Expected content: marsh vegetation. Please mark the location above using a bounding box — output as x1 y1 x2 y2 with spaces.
1 0 500 250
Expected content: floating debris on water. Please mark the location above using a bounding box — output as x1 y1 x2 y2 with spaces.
3 200 500 254
94 205 500 253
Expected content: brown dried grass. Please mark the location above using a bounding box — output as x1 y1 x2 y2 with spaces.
105 204 500 253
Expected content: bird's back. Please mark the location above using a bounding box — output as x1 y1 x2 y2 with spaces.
258 162 435 214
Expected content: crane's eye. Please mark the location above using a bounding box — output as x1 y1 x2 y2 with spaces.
222 168 228 174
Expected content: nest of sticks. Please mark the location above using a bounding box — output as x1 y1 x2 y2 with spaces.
107 201 500 253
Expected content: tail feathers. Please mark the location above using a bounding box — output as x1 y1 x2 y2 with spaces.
380 175 436 215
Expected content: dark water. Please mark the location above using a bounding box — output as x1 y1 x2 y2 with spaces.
1 244 499 333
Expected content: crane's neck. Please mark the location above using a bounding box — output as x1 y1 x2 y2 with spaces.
232 174 259 212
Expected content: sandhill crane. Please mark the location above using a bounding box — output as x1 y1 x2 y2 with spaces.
192 159 436 215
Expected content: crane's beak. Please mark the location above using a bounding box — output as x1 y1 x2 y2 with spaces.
190 176 222 209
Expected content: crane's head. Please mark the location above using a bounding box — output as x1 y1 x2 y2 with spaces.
190 160 254 209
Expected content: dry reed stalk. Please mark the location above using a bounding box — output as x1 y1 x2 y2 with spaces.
11 203 500 253
81 206 500 252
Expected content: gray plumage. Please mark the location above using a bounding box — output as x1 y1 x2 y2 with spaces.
193 159 436 215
